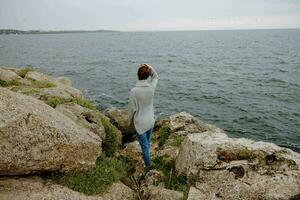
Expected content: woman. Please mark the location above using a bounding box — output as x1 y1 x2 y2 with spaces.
128 64 158 168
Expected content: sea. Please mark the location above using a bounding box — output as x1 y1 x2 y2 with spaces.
0 29 299 152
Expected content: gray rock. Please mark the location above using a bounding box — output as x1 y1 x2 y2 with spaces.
25 70 55 83
105 108 135 142
147 186 184 200
0 88 101 175
55 76 72 86
176 132 300 200
102 182 136 200
37 84 83 100
0 68 20 82
187 187 206 200
156 112 223 136
56 103 105 140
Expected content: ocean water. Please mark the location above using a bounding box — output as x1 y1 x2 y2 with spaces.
0 29 299 152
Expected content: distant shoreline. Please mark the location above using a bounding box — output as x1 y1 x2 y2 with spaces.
1 28 300 35
0 29 119 35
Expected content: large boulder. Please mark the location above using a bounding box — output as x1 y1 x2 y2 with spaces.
105 108 135 142
155 112 222 136
0 88 101 175
25 70 54 82
0 67 20 82
56 103 105 140
176 132 300 199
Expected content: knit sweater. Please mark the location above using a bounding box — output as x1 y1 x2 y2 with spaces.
128 65 158 134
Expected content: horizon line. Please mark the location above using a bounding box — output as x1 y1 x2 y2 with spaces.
1 27 300 33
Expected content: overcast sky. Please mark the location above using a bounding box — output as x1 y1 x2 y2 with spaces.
0 0 299 31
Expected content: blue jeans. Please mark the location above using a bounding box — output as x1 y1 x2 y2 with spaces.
136 128 153 167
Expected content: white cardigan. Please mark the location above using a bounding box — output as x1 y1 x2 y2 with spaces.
128 66 158 134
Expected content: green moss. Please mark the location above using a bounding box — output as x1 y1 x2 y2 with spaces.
18 67 34 78
158 126 171 148
21 88 41 95
44 155 133 195
0 79 21 87
100 116 122 157
74 98 97 110
30 80 56 88
45 97 97 110
171 135 185 147
0 80 9 87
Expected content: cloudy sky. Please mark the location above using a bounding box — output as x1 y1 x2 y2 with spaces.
0 0 299 31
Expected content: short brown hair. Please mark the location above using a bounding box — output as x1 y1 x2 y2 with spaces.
138 64 151 80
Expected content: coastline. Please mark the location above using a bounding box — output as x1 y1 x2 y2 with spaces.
0 66 299 200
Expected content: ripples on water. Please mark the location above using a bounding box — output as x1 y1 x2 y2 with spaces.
0 29 299 152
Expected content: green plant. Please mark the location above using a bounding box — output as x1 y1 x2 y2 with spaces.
152 156 188 194
44 155 133 195
18 67 34 78
0 80 9 87
21 88 41 95
45 97 97 110
158 126 171 148
30 80 56 88
0 79 21 87
100 116 122 157
171 135 185 147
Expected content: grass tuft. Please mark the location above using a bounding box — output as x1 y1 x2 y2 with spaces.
152 156 189 194
46 97 97 110
0 79 22 87
158 125 171 148
100 116 122 157
43 155 134 195
30 80 56 88
17 67 34 78
171 135 185 147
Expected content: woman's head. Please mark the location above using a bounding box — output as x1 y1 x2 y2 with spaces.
138 64 152 80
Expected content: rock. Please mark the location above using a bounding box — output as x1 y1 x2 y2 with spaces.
25 70 54 83
55 76 72 86
155 112 223 136
37 87 74 99
176 132 300 174
102 182 136 200
121 141 144 175
187 187 206 200
0 88 101 175
143 170 165 187
37 84 83 100
0 68 20 82
147 186 184 200
156 143 179 160
105 108 136 142
176 132 300 199
121 141 158 175
0 177 102 200
56 103 105 140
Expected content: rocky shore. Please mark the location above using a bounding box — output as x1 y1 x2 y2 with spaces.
0 66 299 200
